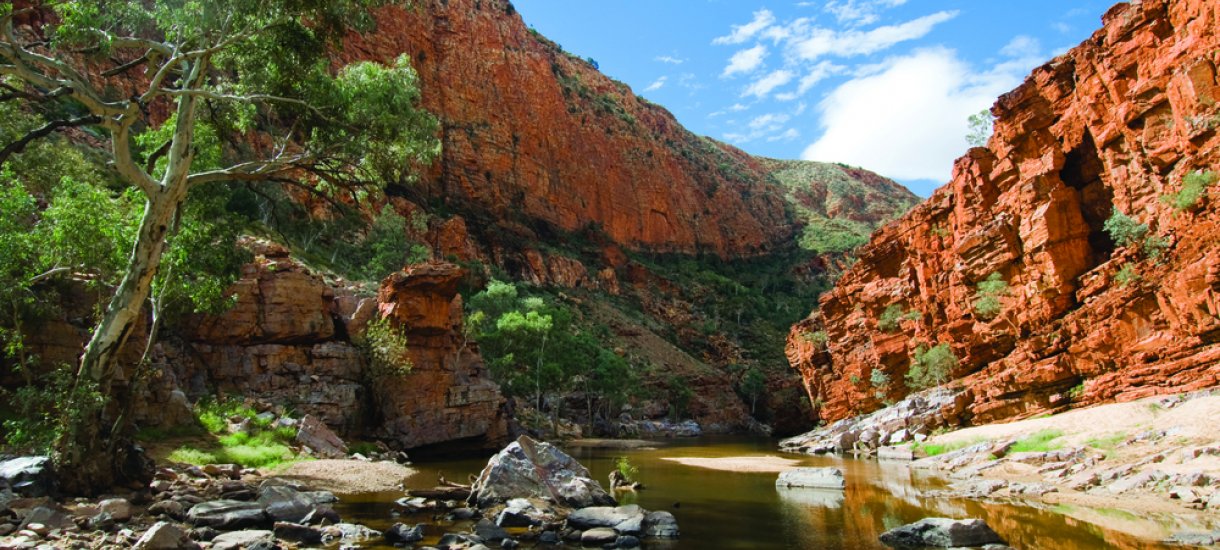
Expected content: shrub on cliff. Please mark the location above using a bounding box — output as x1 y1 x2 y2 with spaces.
972 273 1008 320
1162 170 1216 212
906 343 957 390
878 305 921 332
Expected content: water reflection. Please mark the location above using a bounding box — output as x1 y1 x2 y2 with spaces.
333 437 1214 549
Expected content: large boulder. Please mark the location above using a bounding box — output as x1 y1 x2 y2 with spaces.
257 483 336 523
879 518 1004 548
469 436 615 508
775 467 845 489
0 457 55 497
186 500 268 530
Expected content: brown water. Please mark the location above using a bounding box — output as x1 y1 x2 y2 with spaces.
334 437 1216 549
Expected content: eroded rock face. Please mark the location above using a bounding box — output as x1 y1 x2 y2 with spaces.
373 263 508 450
789 0 1220 427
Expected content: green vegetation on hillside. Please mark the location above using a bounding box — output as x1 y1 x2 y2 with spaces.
466 280 637 422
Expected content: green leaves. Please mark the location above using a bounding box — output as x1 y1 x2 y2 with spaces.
972 272 1007 321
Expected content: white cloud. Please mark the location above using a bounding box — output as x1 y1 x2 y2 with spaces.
1001 35 1041 58
790 10 958 61
824 0 909 26
768 128 801 142
722 44 768 77
643 76 668 92
713 9 776 45
801 47 1036 182
797 61 846 94
730 103 749 112
655 55 686 65
749 113 791 129
742 69 795 98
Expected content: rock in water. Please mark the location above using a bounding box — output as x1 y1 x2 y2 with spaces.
775 467 846 489
567 505 645 534
879 518 1004 548
469 435 616 508
642 511 680 538
0 457 55 497
384 523 425 544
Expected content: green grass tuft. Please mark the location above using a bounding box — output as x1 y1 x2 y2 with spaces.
1011 429 1064 453
911 437 987 457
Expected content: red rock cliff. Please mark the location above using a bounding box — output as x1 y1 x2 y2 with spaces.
789 0 1220 426
338 0 890 257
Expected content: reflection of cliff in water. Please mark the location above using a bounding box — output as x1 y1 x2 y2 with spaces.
777 458 1188 549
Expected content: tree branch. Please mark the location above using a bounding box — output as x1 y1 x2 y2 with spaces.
186 153 312 186
110 109 161 196
144 139 172 175
0 114 100 166
101 52 149 77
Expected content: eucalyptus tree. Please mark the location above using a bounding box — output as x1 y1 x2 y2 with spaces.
0 0 438 492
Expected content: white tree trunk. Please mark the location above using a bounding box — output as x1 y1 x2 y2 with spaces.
77 192 184 388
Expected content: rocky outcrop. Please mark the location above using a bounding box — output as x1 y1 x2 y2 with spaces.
373 263 508 450
789 0 1220 426
469 436 614 509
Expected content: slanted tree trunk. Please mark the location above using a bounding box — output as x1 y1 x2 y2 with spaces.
58 77 200 495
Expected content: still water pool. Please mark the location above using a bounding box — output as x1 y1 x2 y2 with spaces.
335 437 1214 549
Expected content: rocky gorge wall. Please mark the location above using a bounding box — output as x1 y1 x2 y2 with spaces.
788 0 1220 427
18 242 509 452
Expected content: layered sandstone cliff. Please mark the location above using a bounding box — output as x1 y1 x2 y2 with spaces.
789 0 1220 426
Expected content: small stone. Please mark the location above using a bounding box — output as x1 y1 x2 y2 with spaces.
210 529 275 550
25 523 48 536
501 538 520 549
580 527 617 545
98 498 133 522
538 531 561 544
133 521 197 550
148 500 186 520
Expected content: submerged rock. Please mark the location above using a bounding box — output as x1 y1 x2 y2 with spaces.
879 518 1004 548
775 467 845 489
469 436 615 509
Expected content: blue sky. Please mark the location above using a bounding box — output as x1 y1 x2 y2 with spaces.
512 0 1112 197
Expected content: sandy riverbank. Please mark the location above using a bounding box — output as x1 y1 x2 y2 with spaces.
266 459 418 494
909 392 1220 536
